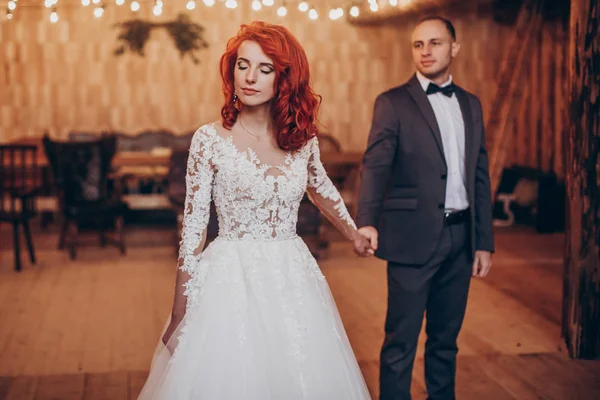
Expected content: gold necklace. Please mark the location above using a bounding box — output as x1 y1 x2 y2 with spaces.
239 117 267 139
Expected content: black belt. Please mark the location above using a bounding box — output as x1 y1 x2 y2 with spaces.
444 208 470 225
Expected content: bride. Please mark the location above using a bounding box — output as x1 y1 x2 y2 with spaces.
138 21 374 399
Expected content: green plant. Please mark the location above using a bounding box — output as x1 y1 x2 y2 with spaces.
114 14 209 64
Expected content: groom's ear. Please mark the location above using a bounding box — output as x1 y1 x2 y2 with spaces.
451 42 461 58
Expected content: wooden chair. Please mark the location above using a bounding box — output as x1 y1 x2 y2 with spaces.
42 135 128 259
0 145 40 271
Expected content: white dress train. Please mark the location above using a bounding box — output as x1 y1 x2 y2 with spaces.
138 123 372 399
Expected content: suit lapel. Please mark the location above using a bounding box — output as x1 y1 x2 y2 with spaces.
406 75 445 164
454 86 474 192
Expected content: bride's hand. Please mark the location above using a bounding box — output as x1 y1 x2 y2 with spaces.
352 232 374 257
162 315 183 347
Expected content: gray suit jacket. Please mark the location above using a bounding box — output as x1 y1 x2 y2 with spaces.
356 75 495 265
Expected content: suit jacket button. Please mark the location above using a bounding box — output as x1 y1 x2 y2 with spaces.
441 174 447 179
438 204 444 209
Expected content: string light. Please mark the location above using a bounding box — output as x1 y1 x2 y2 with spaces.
329 7 343 20
152 0 163 15
49 7 58 22
93 5 104 17
2 1 383 23
389 0 398 5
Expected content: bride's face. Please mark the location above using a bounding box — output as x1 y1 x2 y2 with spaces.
234 40 277 107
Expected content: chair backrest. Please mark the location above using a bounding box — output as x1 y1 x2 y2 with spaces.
318 134 342 153
167 149 189 207
42 135 117 207
0 145 39 215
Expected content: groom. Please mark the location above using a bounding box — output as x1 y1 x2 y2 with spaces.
355 16 495 400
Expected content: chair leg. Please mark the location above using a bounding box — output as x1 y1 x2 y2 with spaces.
22 220 36 264
12 222 22 272
58 218 68 250
68 221 78 260
116 215 126 255
99 220 107 248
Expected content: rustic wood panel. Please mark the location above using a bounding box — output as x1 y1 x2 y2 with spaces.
563 0 600 360
0 1 568 177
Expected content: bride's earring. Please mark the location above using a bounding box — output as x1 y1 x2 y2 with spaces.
232 92 237 103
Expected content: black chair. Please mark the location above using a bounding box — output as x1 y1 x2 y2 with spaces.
0 145 39 271
42 135 128 259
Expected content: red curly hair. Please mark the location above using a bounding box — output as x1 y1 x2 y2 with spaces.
219 21 322 152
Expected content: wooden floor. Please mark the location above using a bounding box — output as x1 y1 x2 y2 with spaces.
1 221 599 399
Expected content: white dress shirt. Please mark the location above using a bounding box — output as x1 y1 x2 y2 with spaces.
416 71 469 212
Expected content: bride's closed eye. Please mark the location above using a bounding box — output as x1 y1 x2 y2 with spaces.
237 63 273 75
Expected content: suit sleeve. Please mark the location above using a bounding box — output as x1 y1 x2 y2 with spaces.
355 92 399 228
473 98 495 253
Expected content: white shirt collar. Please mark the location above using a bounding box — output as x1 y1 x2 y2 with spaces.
416 71 453 92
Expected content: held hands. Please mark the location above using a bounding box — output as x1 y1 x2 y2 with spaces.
352 226 379 257
472 250 492 278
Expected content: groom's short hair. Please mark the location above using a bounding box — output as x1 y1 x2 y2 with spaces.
416 15 456 41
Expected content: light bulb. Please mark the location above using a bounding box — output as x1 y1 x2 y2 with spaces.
308 8 317 19
298 2 308 12
225 0 237 9
251 0 261 11
186 0 195 9
130 0 140 11
49 10 58 23
276 5 286 16
203 0 215 5
94 6 104 17
350 6 359 17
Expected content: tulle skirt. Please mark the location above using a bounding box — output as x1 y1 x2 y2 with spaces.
137 236 371 399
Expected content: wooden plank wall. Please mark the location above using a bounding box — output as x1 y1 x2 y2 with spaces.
0 0 568 177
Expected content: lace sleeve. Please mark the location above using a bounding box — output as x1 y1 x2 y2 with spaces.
305 137 358 241
178 127 215 274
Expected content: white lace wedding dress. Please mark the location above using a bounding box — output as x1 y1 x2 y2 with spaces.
138 123 371 399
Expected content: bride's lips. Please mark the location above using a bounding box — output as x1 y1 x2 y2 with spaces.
241 88 259 96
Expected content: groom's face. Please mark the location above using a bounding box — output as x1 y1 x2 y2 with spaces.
411 20 460 80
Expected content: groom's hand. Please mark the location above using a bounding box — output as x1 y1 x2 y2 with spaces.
357 226 378 252
472 250 492 278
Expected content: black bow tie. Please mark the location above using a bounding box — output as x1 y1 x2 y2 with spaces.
426 82 456 97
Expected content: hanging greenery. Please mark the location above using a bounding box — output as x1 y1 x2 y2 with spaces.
114 14 209 64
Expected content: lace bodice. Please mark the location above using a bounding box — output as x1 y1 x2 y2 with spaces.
178 123 357 273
